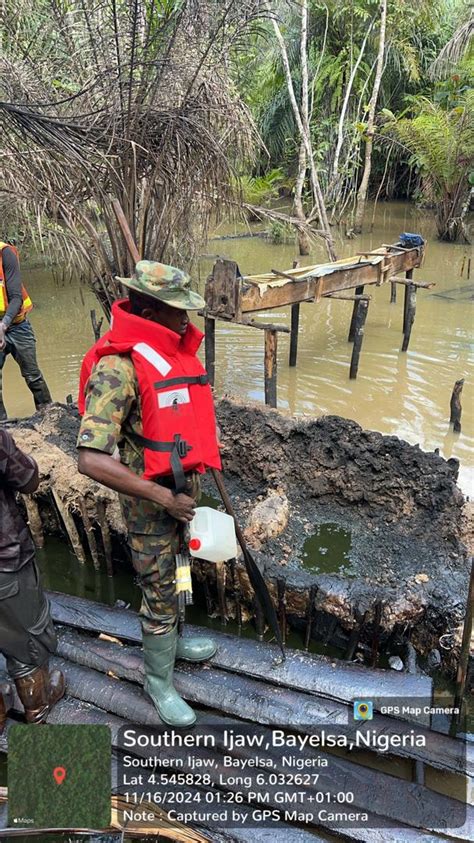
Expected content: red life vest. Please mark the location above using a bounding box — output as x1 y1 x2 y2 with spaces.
79 299 221 488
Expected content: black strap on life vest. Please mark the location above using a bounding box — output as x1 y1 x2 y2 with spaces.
129 432 192 494
153 374 209 390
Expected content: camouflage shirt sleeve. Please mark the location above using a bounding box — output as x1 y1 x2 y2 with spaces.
77 355 137 454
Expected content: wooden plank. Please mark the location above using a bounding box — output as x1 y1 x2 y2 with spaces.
205 259 242 320
46 592 433 705
241 249 422 314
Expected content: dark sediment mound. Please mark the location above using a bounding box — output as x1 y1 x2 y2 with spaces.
5 399 472 673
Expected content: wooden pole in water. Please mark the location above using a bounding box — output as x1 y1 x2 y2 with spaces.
349 299 369 379
401 283 416 352
370 600 383 667
390 281 397 303
204 315 216 387
304 585 318 651
451 557 474 734
264 329 278 407
348 285 365 341
289 259 300 367
450 378 464 433
403 269 413 333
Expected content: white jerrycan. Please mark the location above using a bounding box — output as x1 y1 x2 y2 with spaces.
188 507 238 562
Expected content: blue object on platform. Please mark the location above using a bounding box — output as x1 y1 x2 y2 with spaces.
399 232 425 248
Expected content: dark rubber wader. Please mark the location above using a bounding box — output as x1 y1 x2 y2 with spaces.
0 559 57 677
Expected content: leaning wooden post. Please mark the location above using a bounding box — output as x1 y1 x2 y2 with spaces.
348 285 365 342
450 378 464 433
349 299 369 379
401 283 416 352
289 259 300 367
204 315 216 387
264 329 278 407
403 269 413 333
451 557 474 735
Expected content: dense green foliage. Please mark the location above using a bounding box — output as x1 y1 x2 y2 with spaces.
235 0 473 239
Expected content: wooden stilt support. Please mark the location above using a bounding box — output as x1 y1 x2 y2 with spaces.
204 316 216 387
304 585 317 651
202 568 214 617
230 559 242 631
451 557 474 735
289 260 300 367
51 489 86 564
79 500 100 570
370 601 383 668
24 496 44 549
264 329 278 408
345 611 369 661
401 283 416 352
349 299 369 379
322 615 338 646
96 500 113 577
277 577 287 646
289 304 300 367
403 269 413 333
215 561 228 624
348 285 365 341
390 281 397 303
450 378 464 433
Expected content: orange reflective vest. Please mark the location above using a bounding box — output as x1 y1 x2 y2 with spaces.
0 242 33 324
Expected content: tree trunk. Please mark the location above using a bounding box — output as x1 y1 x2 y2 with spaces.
270 2 336 261
353 0 388 235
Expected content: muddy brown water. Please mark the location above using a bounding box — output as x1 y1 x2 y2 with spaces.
4 201 473 494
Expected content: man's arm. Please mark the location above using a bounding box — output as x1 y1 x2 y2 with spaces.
0 429 39 493
77 450 195 522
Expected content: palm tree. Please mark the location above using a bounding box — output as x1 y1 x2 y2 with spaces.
393 93 474 241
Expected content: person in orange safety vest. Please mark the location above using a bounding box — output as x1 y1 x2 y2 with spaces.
0 242 51 420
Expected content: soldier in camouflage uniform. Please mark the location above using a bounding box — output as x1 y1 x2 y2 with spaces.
77 261 219 728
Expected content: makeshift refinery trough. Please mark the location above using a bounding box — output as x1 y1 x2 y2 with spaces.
0 591 472 842
5 398 472 679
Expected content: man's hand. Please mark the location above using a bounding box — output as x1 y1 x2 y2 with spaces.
0 322 7 351
165 492 196 523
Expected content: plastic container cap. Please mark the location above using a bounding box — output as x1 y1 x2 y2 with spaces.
189 538 201 551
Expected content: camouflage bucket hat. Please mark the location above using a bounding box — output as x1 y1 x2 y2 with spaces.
116 260 205 311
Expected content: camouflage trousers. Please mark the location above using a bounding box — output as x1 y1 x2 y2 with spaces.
128 474 200 635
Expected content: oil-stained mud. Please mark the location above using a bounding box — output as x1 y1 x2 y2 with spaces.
6 399 472 671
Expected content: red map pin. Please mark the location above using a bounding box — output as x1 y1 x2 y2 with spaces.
53 766 66 785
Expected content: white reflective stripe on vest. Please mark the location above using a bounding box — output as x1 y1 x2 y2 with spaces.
133 342 172 376
158 387 190 408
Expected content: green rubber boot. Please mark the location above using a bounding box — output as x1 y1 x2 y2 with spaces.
142 627 196 728
176 635 217 662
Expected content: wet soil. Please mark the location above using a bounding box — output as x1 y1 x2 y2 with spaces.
6 399 472 670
